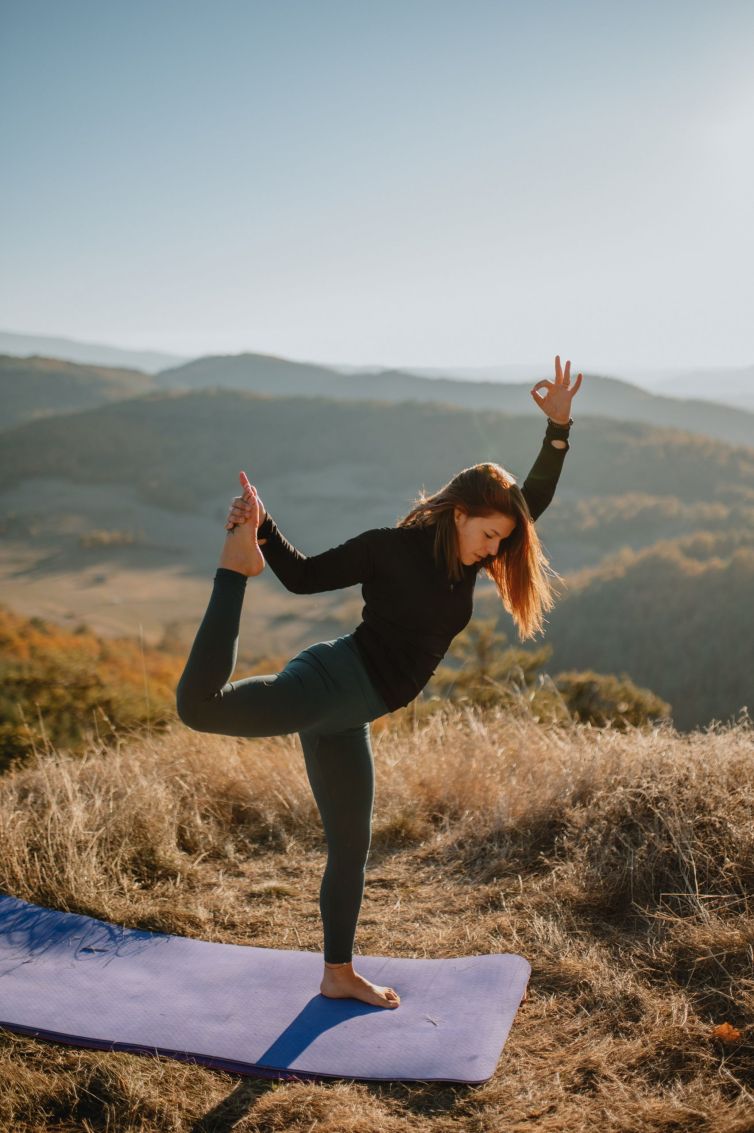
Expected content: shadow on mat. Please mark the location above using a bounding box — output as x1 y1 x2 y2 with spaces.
0 896 170 974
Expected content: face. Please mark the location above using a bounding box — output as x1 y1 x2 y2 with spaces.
453 508 517 566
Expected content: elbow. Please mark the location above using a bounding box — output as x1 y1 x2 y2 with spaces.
283 578 307 595
283 571 316 595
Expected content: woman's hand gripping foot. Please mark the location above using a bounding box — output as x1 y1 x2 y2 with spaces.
219 472 267 577
321 960 401 1009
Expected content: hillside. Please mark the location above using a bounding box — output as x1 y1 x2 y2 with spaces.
0 354 155 430
3 388 753 521
539 529 754 731
0 707 751 1129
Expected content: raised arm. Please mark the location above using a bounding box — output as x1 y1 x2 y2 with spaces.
521 417 572 521
256 510 380 594
523 353 582 520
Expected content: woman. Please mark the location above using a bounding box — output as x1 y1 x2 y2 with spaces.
176 355 583 1010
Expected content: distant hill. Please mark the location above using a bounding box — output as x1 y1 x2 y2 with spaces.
0 354 155 429
2 386 753 508
153 353 754 448
0 329 189 374
1 387 753 569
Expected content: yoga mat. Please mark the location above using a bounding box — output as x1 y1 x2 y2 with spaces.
0 893 530 1084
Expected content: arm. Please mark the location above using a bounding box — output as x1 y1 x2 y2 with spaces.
256 510 379 594
521 418 572 522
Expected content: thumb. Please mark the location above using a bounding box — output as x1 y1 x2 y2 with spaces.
239 471 254 499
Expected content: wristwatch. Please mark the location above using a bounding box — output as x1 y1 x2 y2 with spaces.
547 416 573 430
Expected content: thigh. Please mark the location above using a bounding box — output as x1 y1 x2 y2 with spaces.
300 724 375 854
181 649 338 738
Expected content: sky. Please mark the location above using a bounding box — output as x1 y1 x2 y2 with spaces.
1 0 753 374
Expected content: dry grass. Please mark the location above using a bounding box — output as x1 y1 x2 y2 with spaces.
1 705 753 1132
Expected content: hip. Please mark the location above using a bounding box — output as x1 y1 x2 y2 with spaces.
284 633 390 726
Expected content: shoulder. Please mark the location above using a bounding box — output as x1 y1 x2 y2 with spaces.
356 524 433 551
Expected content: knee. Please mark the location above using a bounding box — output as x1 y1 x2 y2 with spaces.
327 828 372 868
175 681 206 731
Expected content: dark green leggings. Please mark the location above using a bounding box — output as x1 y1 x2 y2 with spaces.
175 567 389 964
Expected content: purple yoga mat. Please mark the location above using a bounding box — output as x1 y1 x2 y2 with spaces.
0 893 530 1084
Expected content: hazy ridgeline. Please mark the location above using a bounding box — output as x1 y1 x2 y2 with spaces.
0 707 751 1130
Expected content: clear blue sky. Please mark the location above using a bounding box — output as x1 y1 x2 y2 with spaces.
1 0 752 372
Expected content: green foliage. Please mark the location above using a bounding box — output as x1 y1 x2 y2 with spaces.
554 670 672 730
430 616 552 710
0 606 184 773
429 616 671 729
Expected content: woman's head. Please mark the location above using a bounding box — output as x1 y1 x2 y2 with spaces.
396 461 561 640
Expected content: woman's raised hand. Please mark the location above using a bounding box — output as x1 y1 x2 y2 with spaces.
530 355 583 424
224 471 268 543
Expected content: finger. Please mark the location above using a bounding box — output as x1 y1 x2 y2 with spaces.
239 471 255 499
564 359 571 387
531 379 553 392
555 354 562 382
530 389 545 407
572 372 583 395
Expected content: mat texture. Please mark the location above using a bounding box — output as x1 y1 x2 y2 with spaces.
0 893 530 1084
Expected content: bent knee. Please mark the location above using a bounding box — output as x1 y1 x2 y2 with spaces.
175 685 212 731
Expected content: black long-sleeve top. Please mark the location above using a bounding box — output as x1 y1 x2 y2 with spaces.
256 420 571 711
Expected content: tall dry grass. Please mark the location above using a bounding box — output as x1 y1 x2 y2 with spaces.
1 704 752 1132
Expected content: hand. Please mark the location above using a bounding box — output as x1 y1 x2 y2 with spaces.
224 471 268 542
530 355 583 424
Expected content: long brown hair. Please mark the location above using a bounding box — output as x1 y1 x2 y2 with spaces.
396 461 562 640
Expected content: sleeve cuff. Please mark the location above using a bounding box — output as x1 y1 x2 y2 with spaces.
545 416 573 439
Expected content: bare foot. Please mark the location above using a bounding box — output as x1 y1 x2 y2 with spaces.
219 475 266 577
320 961 400 1009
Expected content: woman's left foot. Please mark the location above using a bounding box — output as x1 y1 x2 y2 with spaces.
320 963 400 1008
